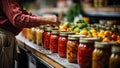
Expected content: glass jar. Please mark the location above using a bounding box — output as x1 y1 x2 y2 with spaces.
67 35 79 63
22 28 28 38
43 27 52 50
92 42 114 68
58 32 68 58
31 28 37 43
50 30 59 53
78 38 100 68
109 45 120 68
36 28 44 46
27 28 32 41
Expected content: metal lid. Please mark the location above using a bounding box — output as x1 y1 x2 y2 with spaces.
44 27 53 32
112 45 120 53
68 35 79 40
59 32 68 36
39 25 44 29
68 37 79 40
79 38 100 43
95 42 115 48
51 30 59 35
66 32 75 35
59 30 66 32
68 35 86 38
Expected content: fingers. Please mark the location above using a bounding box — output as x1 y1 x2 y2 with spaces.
42 15 61 26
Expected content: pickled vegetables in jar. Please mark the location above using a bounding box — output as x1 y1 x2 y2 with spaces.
27 28 32 41
58 32 68 58
109 45 120 68
22 28 28 38
36 28 44 46
50 30 59 53
92 42 114 68
31 28 37 43
67 35 79 63
43 27 52 50
78 38 100 68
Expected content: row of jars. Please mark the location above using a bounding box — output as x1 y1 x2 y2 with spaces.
22 26 120 68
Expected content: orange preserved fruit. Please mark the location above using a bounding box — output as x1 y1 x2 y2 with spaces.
102 37 111 42
60 25 68 31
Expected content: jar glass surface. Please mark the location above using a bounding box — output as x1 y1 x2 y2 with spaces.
58 36 68 58
109 45 120 68
44 31 51 49
78 42 94 68
50 34 59 53
67 39 79 63
92 48 111 68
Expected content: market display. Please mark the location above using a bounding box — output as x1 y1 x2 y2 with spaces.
22 18 120 68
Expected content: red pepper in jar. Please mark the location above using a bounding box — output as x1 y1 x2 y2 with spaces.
58 32 68 58
43 27 52 50
50 30 59 53
78 38 100 68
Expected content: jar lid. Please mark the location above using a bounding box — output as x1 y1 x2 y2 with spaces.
59 30 66 32
39 25 44 29
79 38 100 43
95 42 115 48
59 32 68 36
68 35 86 38
44 27 53 32
66 32 75 35
68 37 79 40
112 45 120 53
51 30 59 34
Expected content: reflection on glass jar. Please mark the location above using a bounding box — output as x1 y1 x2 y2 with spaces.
92 42 114 68
78 38 100 68
67 36 79 63
50 30 59 53
109 45 120 68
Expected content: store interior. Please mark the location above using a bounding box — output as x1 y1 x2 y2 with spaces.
15 0 120 68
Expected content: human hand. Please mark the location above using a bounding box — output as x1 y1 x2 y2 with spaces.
43 15 61 26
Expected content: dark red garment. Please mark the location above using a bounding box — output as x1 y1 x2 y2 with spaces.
0 0 40 35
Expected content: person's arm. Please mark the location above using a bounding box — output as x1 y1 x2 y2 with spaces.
1 0 59 28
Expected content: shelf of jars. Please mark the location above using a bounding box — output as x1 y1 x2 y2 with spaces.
16 32 79 68
17 17 120 68
80 0 120 20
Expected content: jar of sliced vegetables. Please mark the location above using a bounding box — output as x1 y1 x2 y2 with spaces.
109 45 120 68
67 35 79 63
92 42 114 68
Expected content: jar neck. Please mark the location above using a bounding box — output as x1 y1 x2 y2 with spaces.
112 52 120 55
79 42 94 48
96 47 111 51
52 34 59 35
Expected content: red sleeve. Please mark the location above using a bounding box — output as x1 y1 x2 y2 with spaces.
1 0 41 28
